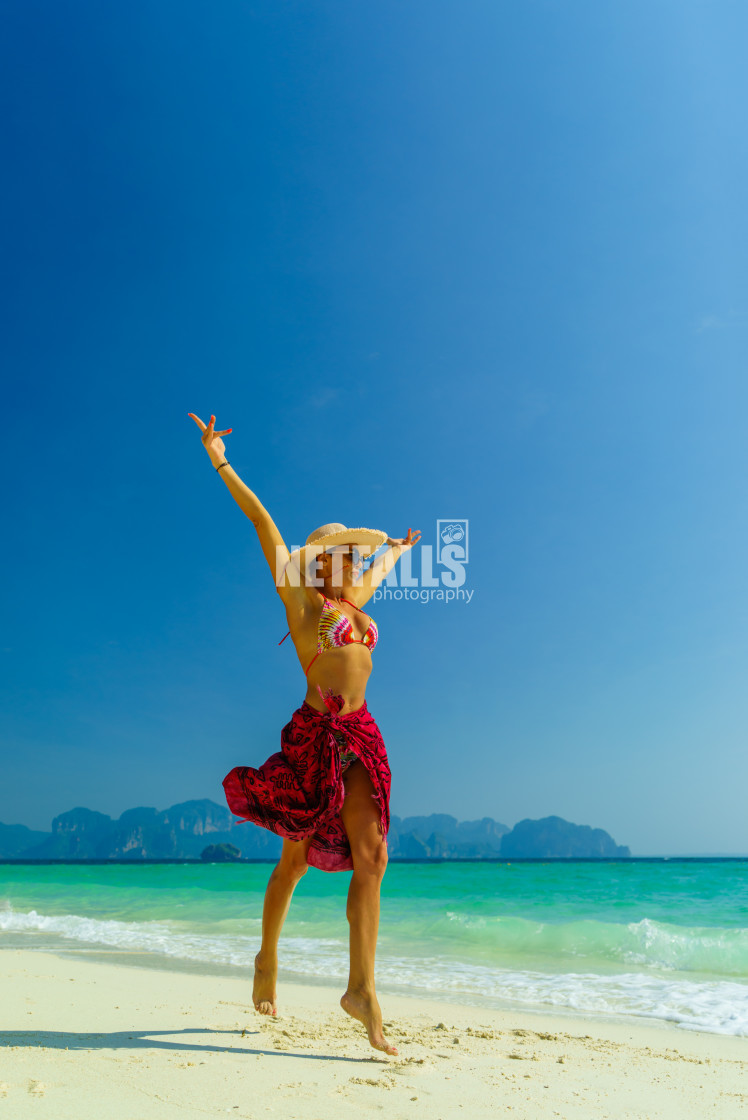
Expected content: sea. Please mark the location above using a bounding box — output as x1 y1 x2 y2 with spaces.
2 860 747 1037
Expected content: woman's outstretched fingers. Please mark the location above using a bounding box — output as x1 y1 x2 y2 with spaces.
386 528 422 548
188 413 232 438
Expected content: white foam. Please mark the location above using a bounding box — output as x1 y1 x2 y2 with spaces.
2 906 747 1035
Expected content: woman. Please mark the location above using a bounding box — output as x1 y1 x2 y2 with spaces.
188 413 420 1056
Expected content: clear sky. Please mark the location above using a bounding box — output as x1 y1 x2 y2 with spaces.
2 1 747 854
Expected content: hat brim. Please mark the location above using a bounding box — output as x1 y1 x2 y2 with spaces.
288 527 388 574
305 527 387 554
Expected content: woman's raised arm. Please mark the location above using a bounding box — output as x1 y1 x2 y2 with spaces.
188 412 291 596
348 528 422 606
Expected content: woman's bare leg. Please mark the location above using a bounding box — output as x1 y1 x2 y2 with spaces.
253 837 311 1015
339 762 397 1055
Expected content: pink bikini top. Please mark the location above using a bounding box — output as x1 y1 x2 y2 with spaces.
278 596 379 676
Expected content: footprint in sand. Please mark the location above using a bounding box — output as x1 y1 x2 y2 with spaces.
27 1080 46 1096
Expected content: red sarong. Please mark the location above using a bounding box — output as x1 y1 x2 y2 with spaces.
222 689 391 873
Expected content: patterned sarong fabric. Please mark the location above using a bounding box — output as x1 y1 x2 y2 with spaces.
222 689 391 872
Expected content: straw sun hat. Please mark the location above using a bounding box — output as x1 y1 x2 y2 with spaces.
288 522 388 573
306 522 387 552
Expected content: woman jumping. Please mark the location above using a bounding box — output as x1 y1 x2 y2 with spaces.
188 412 420 1056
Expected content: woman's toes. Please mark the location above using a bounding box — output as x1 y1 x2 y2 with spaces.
254 998 277 1016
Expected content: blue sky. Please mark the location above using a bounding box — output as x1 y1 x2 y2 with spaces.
2 1 747 854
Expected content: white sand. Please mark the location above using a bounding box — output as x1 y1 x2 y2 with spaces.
1 949 746 1119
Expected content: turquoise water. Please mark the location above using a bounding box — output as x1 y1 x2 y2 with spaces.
2 861 747 1035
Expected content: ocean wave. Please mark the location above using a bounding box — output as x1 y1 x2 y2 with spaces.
0 907 339 969
2 906 747 1036
411 911 748 975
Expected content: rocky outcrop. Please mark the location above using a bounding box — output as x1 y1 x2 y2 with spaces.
1 806 630 860
201 843 243 862
18 801 281 860
24 808 114 860
387 814 509 859
500 816 630 858
0 821 50 858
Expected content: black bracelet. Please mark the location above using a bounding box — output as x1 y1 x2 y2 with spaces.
216 459 230 472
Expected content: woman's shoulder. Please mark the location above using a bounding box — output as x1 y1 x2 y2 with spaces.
276 556 324 606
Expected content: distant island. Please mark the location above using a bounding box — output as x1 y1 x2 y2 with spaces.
0 802 630 860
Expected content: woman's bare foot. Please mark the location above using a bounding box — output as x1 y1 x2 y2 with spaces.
253 952 277 1016
341 989 398 1055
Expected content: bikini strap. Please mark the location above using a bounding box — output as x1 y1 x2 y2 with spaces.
340 597 367 615
278 631 290 646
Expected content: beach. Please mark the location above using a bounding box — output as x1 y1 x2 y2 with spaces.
2 859 747 1116
2 948 746 1119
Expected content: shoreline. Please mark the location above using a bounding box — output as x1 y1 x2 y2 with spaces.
3 856 748 864
5 940 744 1038
1 949 746 1119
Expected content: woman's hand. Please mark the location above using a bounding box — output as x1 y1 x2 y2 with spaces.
188 413 233 463
386 528 421 549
